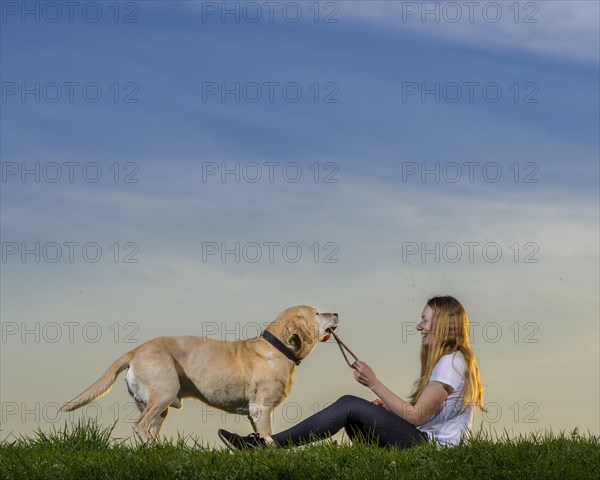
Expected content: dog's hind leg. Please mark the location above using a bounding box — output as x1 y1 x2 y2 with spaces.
148 408 169 439
127 357 180 442
133 392 178 442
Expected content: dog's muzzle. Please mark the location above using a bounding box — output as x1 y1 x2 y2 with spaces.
320 313 339 342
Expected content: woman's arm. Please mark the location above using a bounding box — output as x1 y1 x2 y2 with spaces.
353 360 450 426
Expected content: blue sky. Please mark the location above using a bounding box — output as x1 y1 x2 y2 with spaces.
1 1 598 444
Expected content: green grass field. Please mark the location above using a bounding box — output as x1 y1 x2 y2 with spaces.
1 421 598 480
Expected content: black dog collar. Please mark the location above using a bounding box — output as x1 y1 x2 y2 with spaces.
260 330 301 366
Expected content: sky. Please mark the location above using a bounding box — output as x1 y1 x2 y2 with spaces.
1 1 599 446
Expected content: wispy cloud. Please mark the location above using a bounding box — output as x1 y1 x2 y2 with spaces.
339 1 599 64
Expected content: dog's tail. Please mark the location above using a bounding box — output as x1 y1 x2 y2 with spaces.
60 351 133 413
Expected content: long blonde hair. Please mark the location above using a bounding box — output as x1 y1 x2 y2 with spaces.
409 296 485 411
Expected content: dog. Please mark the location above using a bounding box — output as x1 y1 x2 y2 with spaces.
60 305 338 442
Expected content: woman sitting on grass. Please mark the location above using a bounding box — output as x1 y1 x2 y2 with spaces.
219 295 485 449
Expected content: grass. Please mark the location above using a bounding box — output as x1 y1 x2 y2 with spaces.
0 421 598 480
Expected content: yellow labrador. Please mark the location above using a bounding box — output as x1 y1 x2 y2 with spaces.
60 305 338 442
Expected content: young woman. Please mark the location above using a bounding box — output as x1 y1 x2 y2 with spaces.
218 295 485 449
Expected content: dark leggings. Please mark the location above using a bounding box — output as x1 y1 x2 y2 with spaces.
271 395 429 449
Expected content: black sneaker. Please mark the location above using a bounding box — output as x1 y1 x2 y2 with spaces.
218 429 267 450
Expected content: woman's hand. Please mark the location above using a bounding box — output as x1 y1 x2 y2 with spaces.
352 360 379 389
372 398 388 409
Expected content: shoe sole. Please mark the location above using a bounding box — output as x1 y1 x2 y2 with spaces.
218 430 239 451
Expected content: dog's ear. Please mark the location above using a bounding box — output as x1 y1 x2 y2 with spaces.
286 320 314 353
288 333 303 352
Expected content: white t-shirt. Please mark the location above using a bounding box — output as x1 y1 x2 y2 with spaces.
416 351 473 445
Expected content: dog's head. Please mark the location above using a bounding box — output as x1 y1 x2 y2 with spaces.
269 305 339 361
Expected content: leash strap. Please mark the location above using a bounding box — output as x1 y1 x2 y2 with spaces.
328 329 359 368
260 330 302 366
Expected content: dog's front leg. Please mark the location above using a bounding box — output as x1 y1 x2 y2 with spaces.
248 400 274 437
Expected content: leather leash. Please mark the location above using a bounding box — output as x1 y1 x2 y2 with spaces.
326 328 359 368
